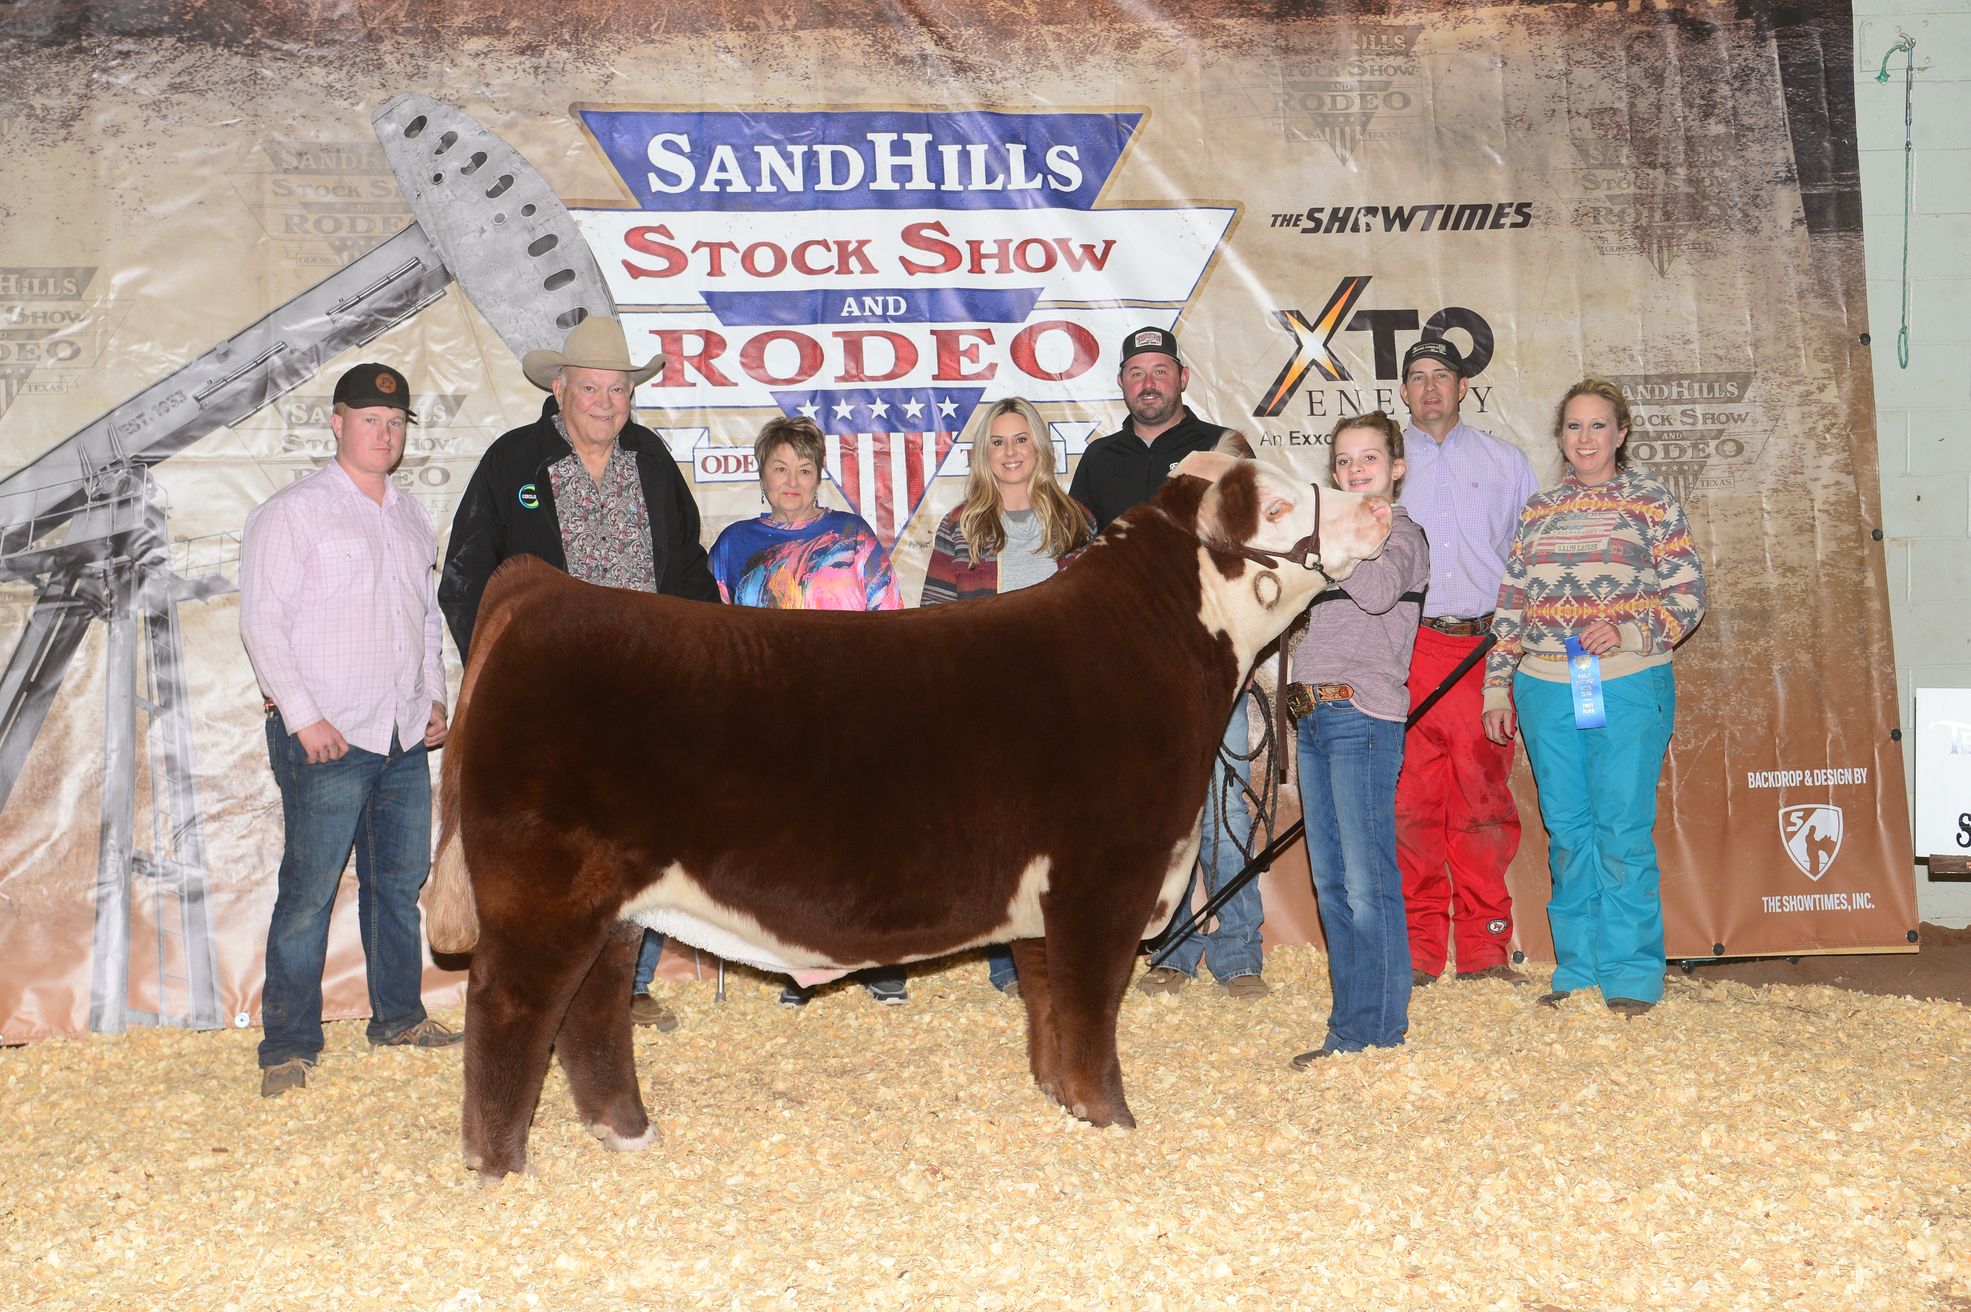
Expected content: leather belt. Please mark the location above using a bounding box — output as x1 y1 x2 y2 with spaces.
1286 681 1356 720
1420 613 1493 637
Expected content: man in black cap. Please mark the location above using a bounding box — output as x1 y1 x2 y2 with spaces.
1070 326 1270 999
241 362 459 1097
1391 337 1537 987
1069 326 1254 530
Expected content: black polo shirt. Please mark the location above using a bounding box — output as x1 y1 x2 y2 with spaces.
1067 407 1238 531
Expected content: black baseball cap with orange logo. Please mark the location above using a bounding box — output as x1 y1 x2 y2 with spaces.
332 362 418 421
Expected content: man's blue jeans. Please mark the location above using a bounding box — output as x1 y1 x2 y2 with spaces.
258 710 433 1068
634 930 664 994
1516 665 1676 1004
1161 693 1265 983
1296 701 1410 1051
985 944 1019 991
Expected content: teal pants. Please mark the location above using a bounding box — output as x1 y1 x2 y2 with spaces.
1515 664 1676 1004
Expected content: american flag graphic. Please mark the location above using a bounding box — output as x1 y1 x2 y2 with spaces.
775 387 985 548
827 431 958 547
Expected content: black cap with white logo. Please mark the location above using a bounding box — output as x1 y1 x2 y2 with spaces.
1118 325 1181 367
1401 339 1467 379
332 362 419 421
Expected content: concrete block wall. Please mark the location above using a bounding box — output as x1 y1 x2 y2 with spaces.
1856 0 1971 925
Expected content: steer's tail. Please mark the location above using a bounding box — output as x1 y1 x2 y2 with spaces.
425 562 540 954
426 680 481 952
426 767 478 953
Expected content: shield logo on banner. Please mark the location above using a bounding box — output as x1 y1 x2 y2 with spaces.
773 387 985 549
1779 804 1844 881
827 429 959 549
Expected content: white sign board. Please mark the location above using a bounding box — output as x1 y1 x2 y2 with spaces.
1914 688 1971 859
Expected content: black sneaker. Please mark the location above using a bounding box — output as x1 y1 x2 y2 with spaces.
779 983 813 1008
862 976 908 1006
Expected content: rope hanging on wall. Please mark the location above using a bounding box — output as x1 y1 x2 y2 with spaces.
1876 32 1918 369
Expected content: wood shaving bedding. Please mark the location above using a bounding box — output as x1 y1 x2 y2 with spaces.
5 946 1968 1311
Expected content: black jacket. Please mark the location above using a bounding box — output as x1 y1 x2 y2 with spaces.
438 397 720 656
1067 407 1249 530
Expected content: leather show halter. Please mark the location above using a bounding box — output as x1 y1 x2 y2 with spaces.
1151 478 1338 584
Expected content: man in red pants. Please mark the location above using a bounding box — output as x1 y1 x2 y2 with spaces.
1391 340 1537 983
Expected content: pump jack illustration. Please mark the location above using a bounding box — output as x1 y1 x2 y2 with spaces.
0 94 616 1033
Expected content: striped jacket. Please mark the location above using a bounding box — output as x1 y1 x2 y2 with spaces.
1483 463 1707 710
918 502 1098 606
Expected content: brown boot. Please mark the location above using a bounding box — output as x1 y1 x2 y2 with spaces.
630 994 679 1031
260 1058 312 1097
370 1017 464 1048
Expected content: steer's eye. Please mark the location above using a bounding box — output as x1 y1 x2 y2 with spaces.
1263 498 1292 523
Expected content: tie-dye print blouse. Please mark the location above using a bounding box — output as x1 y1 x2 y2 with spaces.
707 509 901 612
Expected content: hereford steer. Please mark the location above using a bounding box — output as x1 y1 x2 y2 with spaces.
426 452 1390 1178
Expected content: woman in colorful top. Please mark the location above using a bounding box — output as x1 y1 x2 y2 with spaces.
708 418 901 612
709 416 907 1007
920 396 1096 995
1480 379 1707 1017
1287 411 1430 1069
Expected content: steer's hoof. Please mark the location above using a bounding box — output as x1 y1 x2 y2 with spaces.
1068 1099 1136 1130
463 1139 532 1182
587 1120 659 1152
468 1156 532 1185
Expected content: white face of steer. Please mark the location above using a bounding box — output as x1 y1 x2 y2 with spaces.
1178 451 1392 665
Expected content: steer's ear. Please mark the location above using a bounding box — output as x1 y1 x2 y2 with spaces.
1174 451 1240 484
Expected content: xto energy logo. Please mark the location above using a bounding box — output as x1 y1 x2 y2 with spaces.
1253 274 1495 423
573 110 1235 544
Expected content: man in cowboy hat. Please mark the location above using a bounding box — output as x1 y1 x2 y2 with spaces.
440 316 719 1031
441 315 719 654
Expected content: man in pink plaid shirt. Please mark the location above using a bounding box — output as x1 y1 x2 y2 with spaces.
240 362 458 1098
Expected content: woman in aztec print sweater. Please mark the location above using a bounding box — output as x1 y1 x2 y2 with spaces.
920 396 1095 996
708 415 909 1008
1479 378 1707 1017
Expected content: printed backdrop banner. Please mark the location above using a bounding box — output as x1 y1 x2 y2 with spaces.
0 0 1914 1042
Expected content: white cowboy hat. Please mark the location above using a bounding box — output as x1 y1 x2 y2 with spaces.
520 315 664 390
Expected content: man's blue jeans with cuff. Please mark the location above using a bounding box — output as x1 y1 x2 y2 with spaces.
258 709 432 1068
634 930 665 994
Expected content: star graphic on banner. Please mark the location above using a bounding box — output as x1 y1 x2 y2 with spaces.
834 399 858 420
797 400 819 420
936 396 959 419
869 399 890 421
903 397 926 420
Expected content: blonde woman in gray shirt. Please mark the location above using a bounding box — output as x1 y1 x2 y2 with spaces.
921 396 1095 995
1288 411 1432 1069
